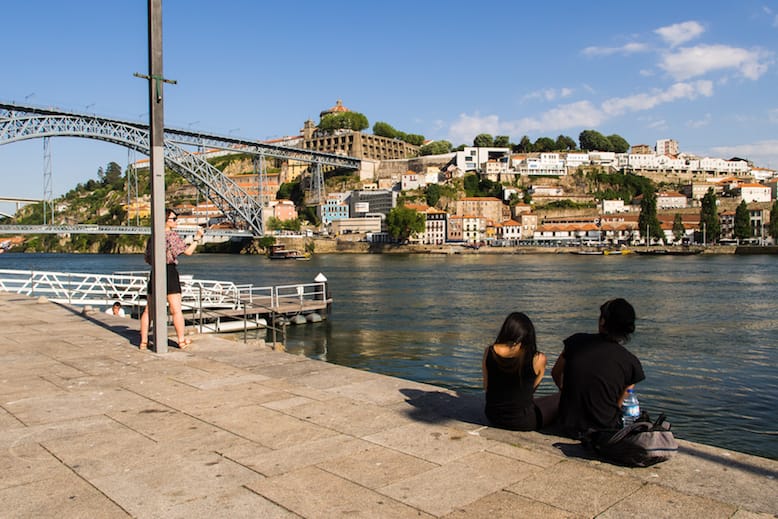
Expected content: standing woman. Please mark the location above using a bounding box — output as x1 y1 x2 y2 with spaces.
483 312 559 431
139 209 204 350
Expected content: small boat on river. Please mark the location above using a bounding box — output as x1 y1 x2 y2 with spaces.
635 248 703 256
268 244 310 260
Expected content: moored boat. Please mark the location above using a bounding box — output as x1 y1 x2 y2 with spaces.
268 244 310 260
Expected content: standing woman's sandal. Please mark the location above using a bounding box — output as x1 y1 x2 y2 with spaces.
139 341 148 351
178 338 192 349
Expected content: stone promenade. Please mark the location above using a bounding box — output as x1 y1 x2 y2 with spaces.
0 293 776 518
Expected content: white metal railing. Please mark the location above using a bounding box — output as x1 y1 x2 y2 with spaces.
0 269 325 314
275 282 327 308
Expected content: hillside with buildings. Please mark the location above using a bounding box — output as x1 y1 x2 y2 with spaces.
4 99 778 252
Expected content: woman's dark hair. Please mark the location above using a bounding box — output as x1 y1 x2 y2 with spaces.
493 312 537 370
600 298 636 343
165 208 177 219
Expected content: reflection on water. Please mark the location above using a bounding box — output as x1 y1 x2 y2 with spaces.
1 252 776 460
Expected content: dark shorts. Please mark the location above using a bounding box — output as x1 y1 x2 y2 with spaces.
485 403 543 432
147 264 182 295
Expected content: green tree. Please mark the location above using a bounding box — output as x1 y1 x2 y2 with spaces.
463 174 480 197
533 137 556 152
425 184 441 207
556 135 577 151
734 200 751 241
373 121 397 138
514 135 533 153
606 134 630 153
473 133 494 147
103 161 123 188
276 181 303 205
672 213 686 242
769 200 778 241
266 217 283 231
318 112 369 132
699 188 721 243
419 140 452 156
387 205 425 243
579 129 611 151
494 135 511 148
400 133 425 146
257 235 276 250
281 218 302 232
638 190 663 243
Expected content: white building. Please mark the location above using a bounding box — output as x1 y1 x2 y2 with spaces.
497 219 522 242
454 147 510 172
601 199 626 214
735 183 771 203
515 153 567 176
656 139 679 156
564 153 590 169
588 151 617 166
529 185 564 196
656 191 687 209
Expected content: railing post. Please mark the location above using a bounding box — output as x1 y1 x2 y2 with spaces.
198 285 203 334
243 302 248 344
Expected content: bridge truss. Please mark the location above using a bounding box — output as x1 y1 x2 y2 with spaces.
0 103 360 236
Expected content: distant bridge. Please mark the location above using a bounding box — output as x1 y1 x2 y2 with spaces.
0 224 252 238
0 197 41 218
0 102 361 236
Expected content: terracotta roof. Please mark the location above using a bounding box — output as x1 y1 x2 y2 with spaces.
320 99 350 117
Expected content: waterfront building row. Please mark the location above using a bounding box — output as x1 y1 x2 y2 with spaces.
451 146 775 180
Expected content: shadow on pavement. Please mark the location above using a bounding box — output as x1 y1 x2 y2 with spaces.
399 388 486 426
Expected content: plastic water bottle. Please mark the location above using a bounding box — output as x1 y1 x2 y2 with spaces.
621 389 640 427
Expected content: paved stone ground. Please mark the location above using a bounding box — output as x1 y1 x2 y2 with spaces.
0 293 775 518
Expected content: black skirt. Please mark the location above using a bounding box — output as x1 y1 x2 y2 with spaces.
147 263 182 295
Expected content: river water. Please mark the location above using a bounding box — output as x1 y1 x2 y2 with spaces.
2 252 776 460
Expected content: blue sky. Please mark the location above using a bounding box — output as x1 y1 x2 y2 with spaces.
1 0 777 211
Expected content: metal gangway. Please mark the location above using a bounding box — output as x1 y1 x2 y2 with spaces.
0 269 331 338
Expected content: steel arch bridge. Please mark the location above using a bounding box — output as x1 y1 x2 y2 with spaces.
0 103 360 236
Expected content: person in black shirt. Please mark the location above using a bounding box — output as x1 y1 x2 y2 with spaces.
483 312 559 431
551 298 645 438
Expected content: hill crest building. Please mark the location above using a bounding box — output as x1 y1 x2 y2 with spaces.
300 100 419 161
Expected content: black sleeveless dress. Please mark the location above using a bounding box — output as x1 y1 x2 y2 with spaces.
484 346 540 431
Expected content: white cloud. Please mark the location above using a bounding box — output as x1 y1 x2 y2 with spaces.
523 87 575 102
760 7 778 27
647 119 668 130
449 113 501 144
448 81 713 141
710 140 778 166
686 113 712 128
659 44 772 80
582 42 649 57
505 101 606 135
654 21 705 47
601 81 713 116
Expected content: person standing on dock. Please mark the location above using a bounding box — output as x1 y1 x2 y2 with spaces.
139 209 204 350
551 298 644 438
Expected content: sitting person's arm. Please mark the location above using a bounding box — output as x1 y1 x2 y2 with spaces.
482 346 490 392
551 352 565 389
532 352 547 389
618 384 636 407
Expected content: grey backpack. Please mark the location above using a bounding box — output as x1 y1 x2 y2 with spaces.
586 413 678 467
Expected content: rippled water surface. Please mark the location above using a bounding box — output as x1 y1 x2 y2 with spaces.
3 252 776 460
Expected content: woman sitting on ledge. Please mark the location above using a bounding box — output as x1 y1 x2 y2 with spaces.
483 312 559 431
